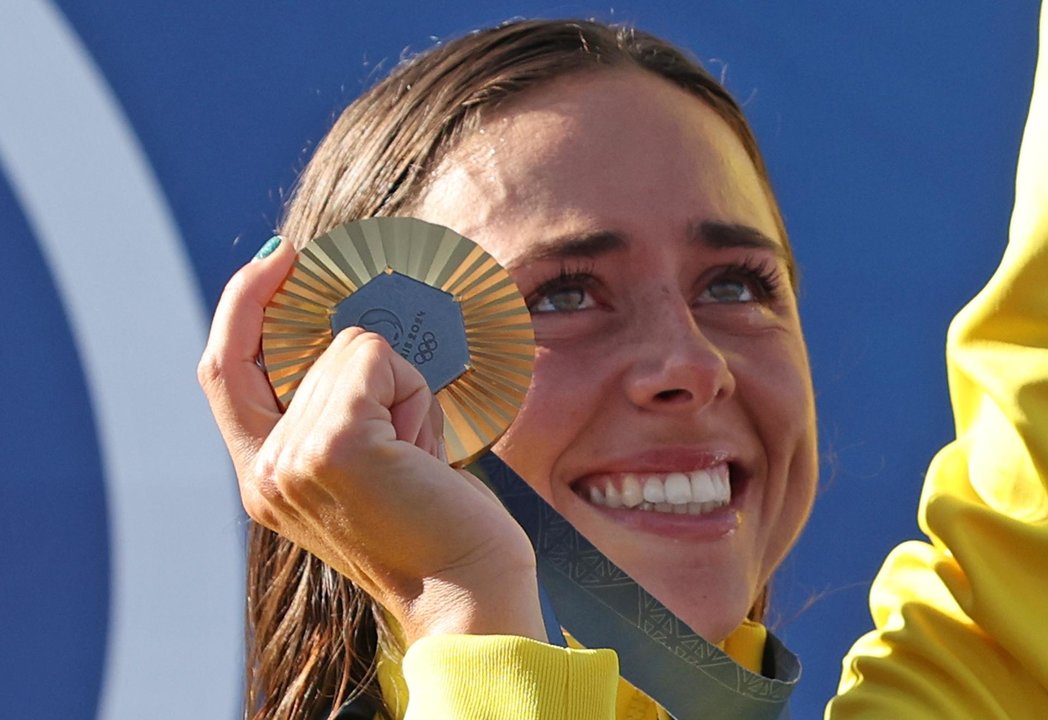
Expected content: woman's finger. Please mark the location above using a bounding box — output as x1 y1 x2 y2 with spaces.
197 236 296 463
386 351 440 447
419 394 446 460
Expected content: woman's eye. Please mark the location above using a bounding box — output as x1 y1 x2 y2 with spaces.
700 278 756 304
531 287 596 313
697 262 781 305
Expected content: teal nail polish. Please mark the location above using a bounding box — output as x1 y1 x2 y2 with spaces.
253 235 282 261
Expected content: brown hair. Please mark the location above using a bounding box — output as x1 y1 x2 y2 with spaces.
248 18 788 720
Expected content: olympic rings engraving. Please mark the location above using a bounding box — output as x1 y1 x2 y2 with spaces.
414 332 438 364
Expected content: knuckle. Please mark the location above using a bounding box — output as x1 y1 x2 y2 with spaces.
330 325 369 349
351 330 394 359
267 442 332 500
241 453 294 528
196 349 224 391
240 484 279 530
300 441 350 480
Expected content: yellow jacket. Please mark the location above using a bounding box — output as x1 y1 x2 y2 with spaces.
824 2 1048 718
370 4 1048 718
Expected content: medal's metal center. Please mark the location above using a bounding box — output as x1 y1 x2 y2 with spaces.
331 270 469 392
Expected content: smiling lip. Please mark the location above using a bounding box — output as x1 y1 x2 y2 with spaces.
584 465 729 509
570 449 746 538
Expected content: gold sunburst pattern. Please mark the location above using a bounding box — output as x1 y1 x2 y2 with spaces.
261 217 535 466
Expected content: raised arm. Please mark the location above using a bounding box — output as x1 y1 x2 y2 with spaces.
827 4 1048 718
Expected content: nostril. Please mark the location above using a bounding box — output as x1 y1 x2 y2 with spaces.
654 388 692 402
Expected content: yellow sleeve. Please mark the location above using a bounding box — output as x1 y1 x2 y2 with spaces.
398 635 618 719
827 4 1048 718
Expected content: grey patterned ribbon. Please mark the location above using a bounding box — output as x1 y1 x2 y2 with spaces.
473 453 798 720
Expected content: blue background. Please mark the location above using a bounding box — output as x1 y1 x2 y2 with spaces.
1 1 1040 718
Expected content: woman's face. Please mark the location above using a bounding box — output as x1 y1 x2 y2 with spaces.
412 69 818 642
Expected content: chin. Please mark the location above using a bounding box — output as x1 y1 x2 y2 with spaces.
641 569 760 644
675 598 756 644
540 467 770 644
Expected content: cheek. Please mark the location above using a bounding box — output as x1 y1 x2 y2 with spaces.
767 442 818 573
738 330 814 427
747 338 818 538
730 332 816 460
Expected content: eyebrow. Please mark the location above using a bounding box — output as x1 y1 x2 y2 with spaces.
504 220 786 270
692 221 787 259
505 230 626 269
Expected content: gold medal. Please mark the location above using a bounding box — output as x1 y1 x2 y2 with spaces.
261 217 535 466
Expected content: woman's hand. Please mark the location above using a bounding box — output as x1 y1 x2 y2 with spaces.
197 238 546 645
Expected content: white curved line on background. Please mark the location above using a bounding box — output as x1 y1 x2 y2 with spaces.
0 3 241 718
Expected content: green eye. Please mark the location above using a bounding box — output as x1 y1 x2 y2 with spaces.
532 287 594 313
703 279 755 303
528 269 599 314
698 261 781 305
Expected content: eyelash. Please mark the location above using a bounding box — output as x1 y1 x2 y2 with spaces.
525 257 786 313
526 264 597 313
706 257 784 303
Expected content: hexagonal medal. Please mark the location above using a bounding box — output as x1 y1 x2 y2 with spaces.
261 217 534 466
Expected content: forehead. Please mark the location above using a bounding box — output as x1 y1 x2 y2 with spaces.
411 69 781 266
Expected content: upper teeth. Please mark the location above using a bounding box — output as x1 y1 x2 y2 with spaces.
586 466 730 514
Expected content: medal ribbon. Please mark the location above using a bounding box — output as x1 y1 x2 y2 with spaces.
473 453 799 720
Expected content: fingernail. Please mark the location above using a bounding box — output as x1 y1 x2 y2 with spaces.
253 235 282 261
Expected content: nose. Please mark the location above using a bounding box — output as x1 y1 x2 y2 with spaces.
623 298 735 412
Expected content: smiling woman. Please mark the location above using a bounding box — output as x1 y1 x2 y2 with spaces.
198 13 1048 720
